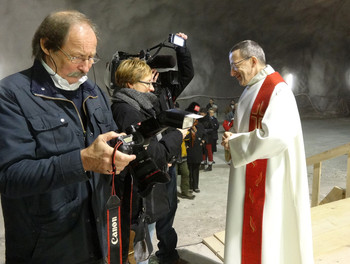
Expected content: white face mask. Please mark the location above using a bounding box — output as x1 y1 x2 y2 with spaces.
41 60 88 91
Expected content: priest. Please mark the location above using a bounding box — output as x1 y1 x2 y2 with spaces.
221 40 314 264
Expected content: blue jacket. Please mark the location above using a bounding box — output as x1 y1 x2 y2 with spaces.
0 60 117 264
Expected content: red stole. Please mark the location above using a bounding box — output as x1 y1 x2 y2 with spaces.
241 72 285 264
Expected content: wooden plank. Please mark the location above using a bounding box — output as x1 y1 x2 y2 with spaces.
346 153 350 198
214 231 225 244
203 198 350 263
311 162 322 207
306 142 350 166
319 186 345 205
202 236 224 261
311 198 350 259
314 247 350 264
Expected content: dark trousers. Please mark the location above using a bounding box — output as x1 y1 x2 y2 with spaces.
188 163 200 190
155 165 179 263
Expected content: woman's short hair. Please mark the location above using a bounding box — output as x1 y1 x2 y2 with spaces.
115 58 152 88
32 10 98 60
229 40 266 65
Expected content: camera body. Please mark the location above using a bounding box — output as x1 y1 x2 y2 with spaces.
117 132 169 197
116 134 134 155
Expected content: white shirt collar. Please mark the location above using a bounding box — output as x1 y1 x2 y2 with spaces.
247 64 275 86
41 60 88 91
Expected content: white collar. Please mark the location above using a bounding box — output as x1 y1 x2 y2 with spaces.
247 65 275 86
41 60 88 91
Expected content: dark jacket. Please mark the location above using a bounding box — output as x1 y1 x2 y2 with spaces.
210 115 219 142
186 122 206 164
210 115 219 152
0 60 117 264
199 114 214 142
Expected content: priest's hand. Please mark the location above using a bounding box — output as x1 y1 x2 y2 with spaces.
221 131 233 150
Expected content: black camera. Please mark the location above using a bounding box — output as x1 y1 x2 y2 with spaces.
116 108 198 197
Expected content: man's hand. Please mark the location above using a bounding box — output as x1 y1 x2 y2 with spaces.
81 131 136 175
221 131 234 150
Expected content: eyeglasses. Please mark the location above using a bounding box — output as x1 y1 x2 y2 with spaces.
230 56 251 71
138 81 156 87
57 47 100 64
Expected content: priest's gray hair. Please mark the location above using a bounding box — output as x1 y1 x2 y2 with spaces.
229 40 266 65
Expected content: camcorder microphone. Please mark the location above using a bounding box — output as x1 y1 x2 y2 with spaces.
147 55 176 69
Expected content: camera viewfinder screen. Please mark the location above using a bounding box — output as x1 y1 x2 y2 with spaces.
173 35 185 47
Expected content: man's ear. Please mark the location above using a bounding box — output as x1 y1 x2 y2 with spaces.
251 56 259 67
127 82 133 89
40 38 50 56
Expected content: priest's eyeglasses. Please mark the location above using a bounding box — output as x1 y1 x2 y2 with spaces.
57 47 100 65
230 56 251 71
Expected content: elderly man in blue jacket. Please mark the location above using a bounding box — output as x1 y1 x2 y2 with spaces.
0 10 136 264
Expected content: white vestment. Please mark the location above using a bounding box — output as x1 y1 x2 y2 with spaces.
224 65 314 264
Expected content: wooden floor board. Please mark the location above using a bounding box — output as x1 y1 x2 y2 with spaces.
203 198 350 264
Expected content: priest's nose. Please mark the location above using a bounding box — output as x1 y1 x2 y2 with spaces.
231 68 238 77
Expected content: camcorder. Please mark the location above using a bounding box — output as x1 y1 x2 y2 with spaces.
116 108 199 197
104 33 186 98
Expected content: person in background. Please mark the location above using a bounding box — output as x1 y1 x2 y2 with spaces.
224 99 236 121
185 102 205 193
205 98 218 118
199 108 215 171
208 108 219 160
221 39 314 264
174 102 195 200
0 10 135 264
223 100 236 132
176 135 195 200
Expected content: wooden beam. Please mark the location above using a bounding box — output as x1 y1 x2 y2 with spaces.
214 231 225 244
306 142 350 166
311 162 322 207
346 153 350 198
202 236 224 261
319 186 345 205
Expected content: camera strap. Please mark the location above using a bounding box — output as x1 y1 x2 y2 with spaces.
106 141 123 264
